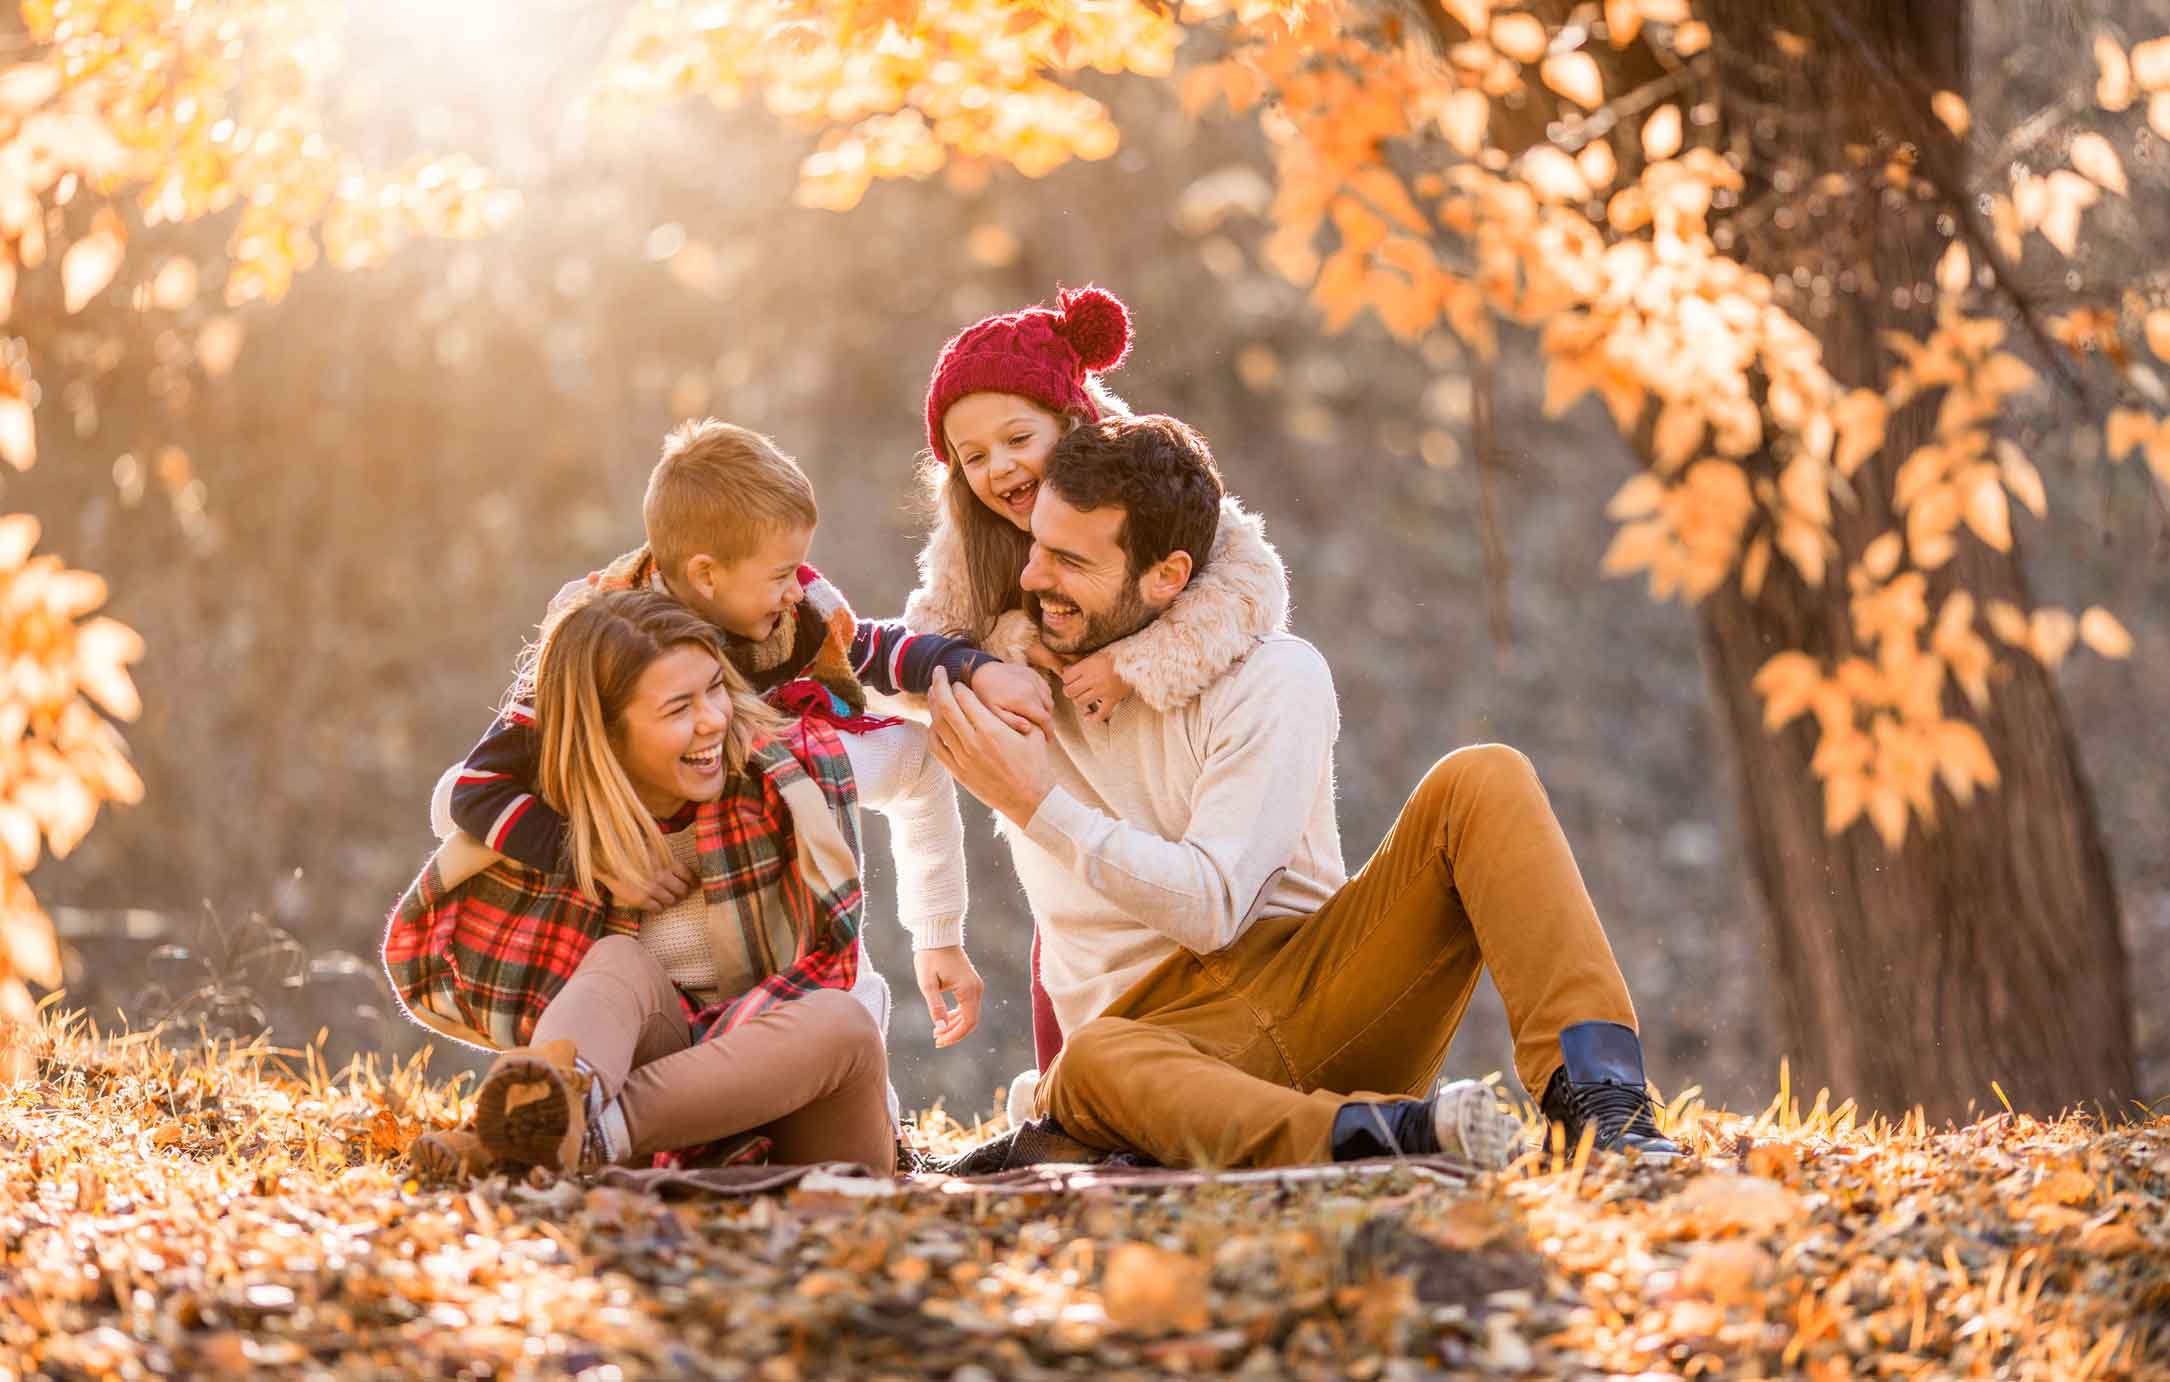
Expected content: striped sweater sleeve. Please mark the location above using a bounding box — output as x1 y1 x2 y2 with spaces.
848 617 996 697
446 705 570 873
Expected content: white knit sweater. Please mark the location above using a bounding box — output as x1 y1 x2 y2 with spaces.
1006 635 1348 1036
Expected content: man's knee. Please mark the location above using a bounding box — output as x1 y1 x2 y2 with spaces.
1040 1017 1137 1116
1419 743 1539 806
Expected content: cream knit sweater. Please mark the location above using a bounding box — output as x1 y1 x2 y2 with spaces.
1005 634 1348 1036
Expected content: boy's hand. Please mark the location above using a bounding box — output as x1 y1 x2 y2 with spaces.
1060 652 1131 724
928 667 1056 827
913 945 984 1047
594 860 696 911
970 659 1055 733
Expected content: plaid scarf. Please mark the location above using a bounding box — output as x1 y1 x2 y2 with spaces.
382 719 864 1051
590 547 869 715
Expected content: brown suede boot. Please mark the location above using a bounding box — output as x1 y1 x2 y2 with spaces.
474 1038 596 1171
407 1125 495 1179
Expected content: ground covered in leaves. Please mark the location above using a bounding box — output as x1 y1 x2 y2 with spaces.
0 1020 2162 1379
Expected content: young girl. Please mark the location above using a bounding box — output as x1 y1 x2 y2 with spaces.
903 285 1290 1098
387 589 941 1174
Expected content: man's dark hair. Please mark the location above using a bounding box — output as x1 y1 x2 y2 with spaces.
1043 414 1223 578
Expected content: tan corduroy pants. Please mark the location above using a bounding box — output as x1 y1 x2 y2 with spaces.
530 935 895 1170
1036 745 1639 1168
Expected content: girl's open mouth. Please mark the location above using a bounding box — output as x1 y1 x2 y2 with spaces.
996 477 1038 515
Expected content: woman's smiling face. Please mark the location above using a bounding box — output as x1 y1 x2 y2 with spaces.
944 391 1068 532
615 643 734 817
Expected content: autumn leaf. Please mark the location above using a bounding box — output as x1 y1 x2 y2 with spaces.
1976 446 2039 527
1101 1242 1209 1336
1489 13 1548 63
1860 532 1903 582
2106 407 2159 462
2132 36 2170 89
1934 240 1971 296
2037 170 2099 255
1542 52 1604 110
2067 131 2127 195
2144 310 2170 365
2030 607 2078 668
2078 606 2133 658
1607 473 1664 519
61 219 124 314
1959 465 2012 551
1439 89 1488 155
0 398 34 471
1930 90 1970 137
1642 104 1683 161
1753 652 1822 730
2097 32 2135 110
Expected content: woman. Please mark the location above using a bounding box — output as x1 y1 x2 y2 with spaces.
385 588 947 1174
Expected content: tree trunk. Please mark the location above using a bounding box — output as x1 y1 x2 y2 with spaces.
1696 0 2136 1120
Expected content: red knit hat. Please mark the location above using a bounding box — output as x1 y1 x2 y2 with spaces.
924 285 1133 459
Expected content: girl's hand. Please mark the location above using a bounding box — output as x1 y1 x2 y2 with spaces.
913 945 984 1047
1060 652 1130 724
594 861 696 911
970 659 1055 734
1022 640 1066 676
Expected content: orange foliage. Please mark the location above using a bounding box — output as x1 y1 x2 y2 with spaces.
577 0 2169 855
0 0 516 1058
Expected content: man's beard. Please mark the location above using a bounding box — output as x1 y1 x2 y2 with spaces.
1029 582 1157 657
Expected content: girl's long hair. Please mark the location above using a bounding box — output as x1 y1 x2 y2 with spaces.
919 378 1132 637
530 588 785 902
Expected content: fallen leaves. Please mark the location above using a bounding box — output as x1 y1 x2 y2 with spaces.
0 1021 2162 1379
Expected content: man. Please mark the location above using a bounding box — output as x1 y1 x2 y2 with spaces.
926 413 1680 1167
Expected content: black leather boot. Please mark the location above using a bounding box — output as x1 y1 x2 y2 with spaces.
1331 1077 1520 1168
1539 1021 1682 1160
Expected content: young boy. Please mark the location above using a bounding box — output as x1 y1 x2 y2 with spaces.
438 418 1050 1044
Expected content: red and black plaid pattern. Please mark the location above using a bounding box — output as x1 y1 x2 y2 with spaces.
383 719 862 1052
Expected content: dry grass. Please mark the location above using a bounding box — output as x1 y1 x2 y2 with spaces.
0 1012 2161 1378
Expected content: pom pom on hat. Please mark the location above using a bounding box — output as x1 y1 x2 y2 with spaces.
1054 286 1131 373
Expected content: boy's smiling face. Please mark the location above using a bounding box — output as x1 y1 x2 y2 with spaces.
682 523 813 642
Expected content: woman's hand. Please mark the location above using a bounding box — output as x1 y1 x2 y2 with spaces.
1060 652 1131 724
593 860 696 910
913 944 984 1048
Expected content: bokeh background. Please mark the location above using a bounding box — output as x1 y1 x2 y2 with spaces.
17 2 2168 1119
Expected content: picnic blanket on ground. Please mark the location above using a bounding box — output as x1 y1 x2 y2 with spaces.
583 1154 1483 1200
569 1119 1485 1198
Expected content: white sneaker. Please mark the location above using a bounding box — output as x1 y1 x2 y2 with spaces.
1431 1078 1522 1169
1004 1067 1040 1127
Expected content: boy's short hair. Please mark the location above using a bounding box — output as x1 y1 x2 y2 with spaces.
1044 414 1222 579
644 420 818 574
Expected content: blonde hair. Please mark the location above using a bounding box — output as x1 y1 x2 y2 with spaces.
917 377 1133 638
531 588 786 902
645 419 818 578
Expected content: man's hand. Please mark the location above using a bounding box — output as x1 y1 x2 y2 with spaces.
927 666 1057 827
1059 651 1130 724
971 659 1055 733
913 944 984 1048
594 859 696 911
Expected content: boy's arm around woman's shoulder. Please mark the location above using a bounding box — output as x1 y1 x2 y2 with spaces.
437 707 570 873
